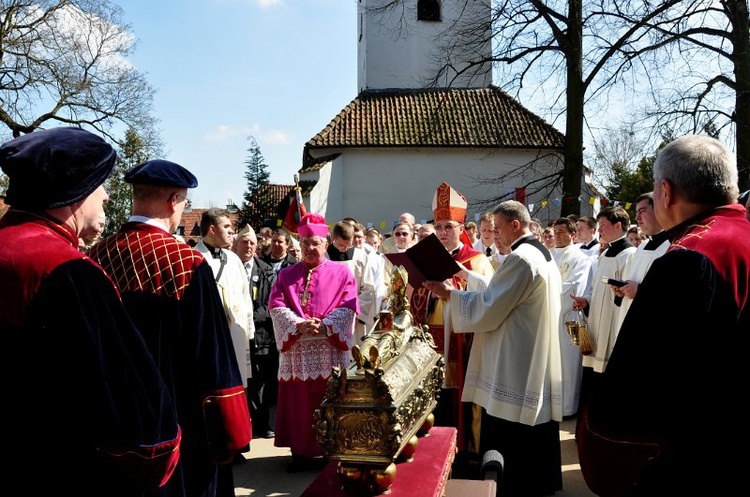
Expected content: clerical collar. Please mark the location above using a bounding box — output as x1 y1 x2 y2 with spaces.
511 233 552 261
510 233 535 248
603 236 633 257
580 238 599 250
202 241 223 259
643 231 669 250
327 245 355 261
446 242 463 257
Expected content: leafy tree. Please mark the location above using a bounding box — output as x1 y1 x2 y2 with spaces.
603 131 675 218
0 173 7 195
0 0 157 142
591 127 647 196
607 155 656 215
237 136 272 230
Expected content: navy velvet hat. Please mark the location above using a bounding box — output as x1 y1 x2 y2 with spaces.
0 127 117 210
125 159 198 188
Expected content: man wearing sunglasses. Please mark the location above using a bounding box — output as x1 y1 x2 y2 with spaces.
410 182 494 477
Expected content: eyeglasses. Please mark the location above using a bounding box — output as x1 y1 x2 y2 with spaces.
434 223 459 231
175 193 192 208
393 232 411 237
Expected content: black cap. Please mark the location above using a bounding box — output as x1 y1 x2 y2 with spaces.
0 127 117 210
125 159 198 188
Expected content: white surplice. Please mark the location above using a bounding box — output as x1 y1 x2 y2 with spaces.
447 237 563 426
581 237 636 373
614 236 670 333
196 241 255 385
553 244 592 416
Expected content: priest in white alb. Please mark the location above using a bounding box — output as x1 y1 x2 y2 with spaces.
424 200 564 497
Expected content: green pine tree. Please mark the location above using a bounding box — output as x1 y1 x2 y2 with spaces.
103 128 152 237
237 136 272 230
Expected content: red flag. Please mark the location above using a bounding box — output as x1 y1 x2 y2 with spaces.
282 178 307 234
460 224 473 247
515 187 526 204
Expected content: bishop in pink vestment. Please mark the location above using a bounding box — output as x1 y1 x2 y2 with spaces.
268 214 358 462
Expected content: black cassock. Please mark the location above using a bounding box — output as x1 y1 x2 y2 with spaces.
583 205 750 496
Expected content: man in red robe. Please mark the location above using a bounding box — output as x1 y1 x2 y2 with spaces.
90 160 251 497
579 135 750 496
0 128 181 495
410 182 494 466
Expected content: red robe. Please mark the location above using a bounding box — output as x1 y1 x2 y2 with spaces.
581 205 750 495
90 221 251 497
0 211 180 495
410 243 489 452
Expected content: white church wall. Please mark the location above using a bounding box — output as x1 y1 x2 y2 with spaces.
358 0 492 91
318 147 565 229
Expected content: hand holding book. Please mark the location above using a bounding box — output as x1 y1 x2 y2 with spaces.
385 233 461 289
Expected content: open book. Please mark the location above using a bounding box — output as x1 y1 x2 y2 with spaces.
385 233 461 288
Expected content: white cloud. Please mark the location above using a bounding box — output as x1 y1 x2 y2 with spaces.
204 124 261 141
261 129 291 145
203 124 291 148
256 0 284 8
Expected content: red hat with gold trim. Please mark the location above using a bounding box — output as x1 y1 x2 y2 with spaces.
432 182 467 223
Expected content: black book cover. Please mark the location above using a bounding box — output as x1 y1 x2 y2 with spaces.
385 233 461 288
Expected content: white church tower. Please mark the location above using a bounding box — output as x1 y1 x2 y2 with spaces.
357 0 492 92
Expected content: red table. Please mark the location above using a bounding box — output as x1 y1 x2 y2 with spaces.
301 426 457 497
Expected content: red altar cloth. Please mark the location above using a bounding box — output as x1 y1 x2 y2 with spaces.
300 426 457 497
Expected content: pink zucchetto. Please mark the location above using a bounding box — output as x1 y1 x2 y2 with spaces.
297 212 329 238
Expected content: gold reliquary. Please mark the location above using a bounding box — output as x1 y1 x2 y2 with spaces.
314 265 444 494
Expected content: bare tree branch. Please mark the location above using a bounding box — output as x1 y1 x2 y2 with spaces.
0 0 158 145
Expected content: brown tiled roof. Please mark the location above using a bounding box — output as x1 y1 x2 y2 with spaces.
259 183 294 205
178 208 239 245
304 86 565 165
300 155 338 174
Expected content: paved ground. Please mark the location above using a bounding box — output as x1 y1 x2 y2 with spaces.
231 417 596 496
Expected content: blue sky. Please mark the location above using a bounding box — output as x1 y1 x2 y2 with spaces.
122 0 358 208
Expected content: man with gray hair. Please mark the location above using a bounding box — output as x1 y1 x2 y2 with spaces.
424 199 564 496
232 225 278 440
0 128 181 494
578 135 750 496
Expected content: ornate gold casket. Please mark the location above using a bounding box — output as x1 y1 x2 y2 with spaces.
314 266 444 494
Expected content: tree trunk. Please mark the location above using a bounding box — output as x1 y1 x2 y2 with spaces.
561 0 585 217
732 0 750 192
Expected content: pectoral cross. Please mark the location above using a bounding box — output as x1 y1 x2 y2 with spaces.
300 265 317 308
300 290 311 307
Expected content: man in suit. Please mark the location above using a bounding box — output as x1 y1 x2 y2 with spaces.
262 228 298 273
233 225 278 439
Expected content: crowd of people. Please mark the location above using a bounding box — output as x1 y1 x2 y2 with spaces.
1 128 748 497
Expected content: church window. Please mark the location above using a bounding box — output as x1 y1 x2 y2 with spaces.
417 0 441 21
